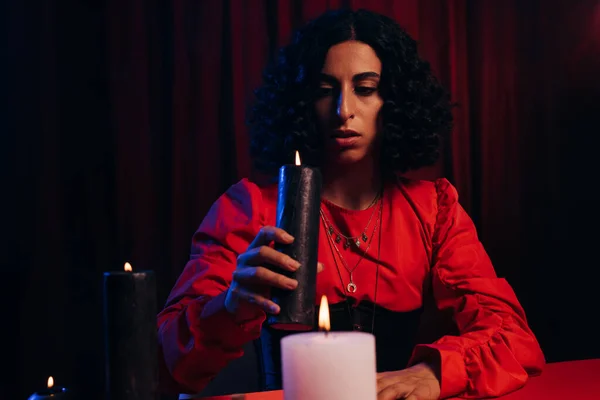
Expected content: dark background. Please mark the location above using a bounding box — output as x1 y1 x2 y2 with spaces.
3 0 600 398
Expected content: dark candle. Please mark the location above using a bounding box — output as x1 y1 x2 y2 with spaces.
27 377 70 399
268 151 322 331
103 263 158 400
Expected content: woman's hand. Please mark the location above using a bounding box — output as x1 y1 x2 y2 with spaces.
225 225 323 315
377 363 441 400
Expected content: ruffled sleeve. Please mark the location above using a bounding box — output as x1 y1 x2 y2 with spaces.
157 179 267 394
408 178 545 399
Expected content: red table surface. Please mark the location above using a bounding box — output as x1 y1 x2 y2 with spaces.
199 358 600 400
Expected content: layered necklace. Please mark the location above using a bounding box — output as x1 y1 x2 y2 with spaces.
321 192 380 250
320 188 384 334
320 189 383 294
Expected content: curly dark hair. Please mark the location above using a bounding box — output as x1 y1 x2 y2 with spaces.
248 8 453 175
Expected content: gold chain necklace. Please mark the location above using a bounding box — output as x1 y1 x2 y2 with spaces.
320 195 383 293
320 191 381 249
322 191 384 334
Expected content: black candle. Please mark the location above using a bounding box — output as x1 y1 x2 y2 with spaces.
268 151 322 331
103 263 158 400
27 377 69 399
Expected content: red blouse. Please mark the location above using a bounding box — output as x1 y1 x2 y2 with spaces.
157 177 545 398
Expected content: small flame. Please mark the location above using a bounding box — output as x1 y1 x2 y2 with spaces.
124 262 132 272
318 295 330 332
47 376 54 389
295 151 301 166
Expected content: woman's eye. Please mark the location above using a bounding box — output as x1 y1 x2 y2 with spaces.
316 86 334 97
354 86 377 96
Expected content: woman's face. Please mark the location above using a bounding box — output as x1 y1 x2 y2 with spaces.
314 40 384 166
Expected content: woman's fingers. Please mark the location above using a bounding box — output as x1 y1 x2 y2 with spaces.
377 382 410 400
230 285 280 314
247 226 294 249
232 229 325 315
233 266 298 290
238 245 301 272
239 246 325 275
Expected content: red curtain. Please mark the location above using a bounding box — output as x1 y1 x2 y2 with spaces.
4 0 599 398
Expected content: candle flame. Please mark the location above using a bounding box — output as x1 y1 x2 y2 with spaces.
318 295 330 332
47 376 54 389
295 151 301 166
124 262 133 272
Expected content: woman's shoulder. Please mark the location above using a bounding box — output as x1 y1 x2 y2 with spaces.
391 175 459 211
217 177 278 213
200 178 277 233
395 175 455 193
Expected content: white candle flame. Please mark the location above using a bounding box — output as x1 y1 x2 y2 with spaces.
318 295 330 332
47 376 54 389
124 262 133 272
295 151 301 166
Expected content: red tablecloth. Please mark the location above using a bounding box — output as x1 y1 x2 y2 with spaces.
199 358 600 400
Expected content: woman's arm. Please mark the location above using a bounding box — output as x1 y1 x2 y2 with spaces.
408 178 545 399
157 180 266 394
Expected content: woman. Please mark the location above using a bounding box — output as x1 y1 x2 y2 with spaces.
157 9 545 400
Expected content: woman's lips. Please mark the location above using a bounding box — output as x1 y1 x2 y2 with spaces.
332 136 360 147
331 130 360 147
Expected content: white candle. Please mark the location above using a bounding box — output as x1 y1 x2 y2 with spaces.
281 296 377 400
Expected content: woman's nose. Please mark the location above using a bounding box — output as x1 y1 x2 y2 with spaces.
336 89 355 121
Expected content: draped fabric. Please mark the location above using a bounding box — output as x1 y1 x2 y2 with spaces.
3 0 599 398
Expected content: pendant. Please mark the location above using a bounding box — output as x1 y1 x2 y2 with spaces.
335 235 342 244
355 238 361 247
328 226 334 235
347 282 357 293
362 232 368 242
344 239 351 249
